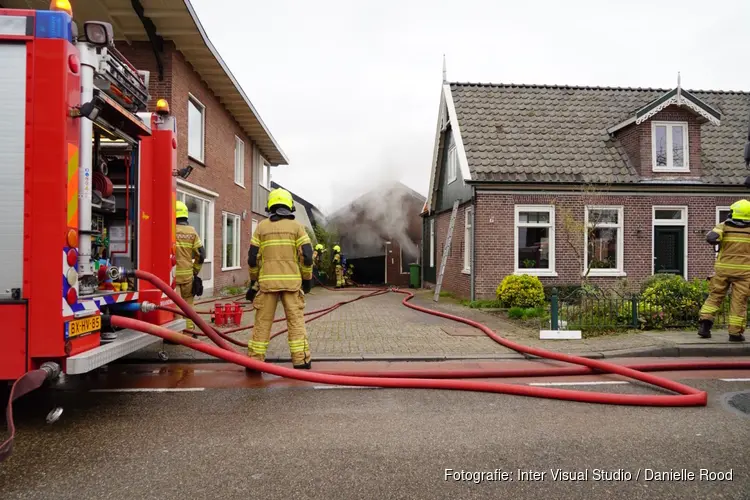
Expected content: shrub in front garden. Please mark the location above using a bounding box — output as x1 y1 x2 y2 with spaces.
496 275 546 309
637 274 709 330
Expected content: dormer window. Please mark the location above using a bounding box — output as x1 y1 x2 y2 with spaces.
652 121 689 172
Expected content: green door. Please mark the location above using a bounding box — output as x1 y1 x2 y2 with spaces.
654 226 685 276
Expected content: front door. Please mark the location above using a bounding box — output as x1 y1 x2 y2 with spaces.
654 226 685 276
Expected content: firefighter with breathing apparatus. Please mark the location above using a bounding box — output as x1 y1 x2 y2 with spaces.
698 199 750 342
175 200 205 331
246 188 314 371
332 244 345 288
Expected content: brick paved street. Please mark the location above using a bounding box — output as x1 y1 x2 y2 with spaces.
125 286 750 362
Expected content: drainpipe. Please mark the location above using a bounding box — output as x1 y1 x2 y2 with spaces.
470 186 476 302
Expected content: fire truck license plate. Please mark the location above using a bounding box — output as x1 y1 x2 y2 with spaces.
67 316 102 338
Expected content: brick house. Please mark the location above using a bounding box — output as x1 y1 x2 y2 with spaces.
421 80 750 300
2 0 291 296
328 182 425 286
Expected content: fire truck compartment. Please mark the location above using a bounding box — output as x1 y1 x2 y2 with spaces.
65 317 186 375
0 42 27 301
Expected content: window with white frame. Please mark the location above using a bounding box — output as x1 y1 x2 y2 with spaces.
222 212 241 270
463 207 473 273
251 218 259 238
715 207 731 258
429 219 435 268
177 190 214 282
188 96 205 162
234 136 245 186
446 145 457 184
515 205 555 274
259 160 272 190
584 206 624 276
652 121 689 171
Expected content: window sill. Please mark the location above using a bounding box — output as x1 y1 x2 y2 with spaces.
461 269 471 275
583 270 627 278
652 167 690 173
188 155 206 167
447 177 457 185
234 181 245 189
514 270 558 277
221 266 242 272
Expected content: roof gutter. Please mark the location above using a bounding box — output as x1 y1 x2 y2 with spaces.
182 0 289 165
466 180 749 193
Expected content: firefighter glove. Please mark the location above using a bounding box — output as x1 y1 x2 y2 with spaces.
302 279 312 294
246 282 258 302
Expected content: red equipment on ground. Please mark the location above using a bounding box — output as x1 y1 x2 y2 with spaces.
0 3 184 385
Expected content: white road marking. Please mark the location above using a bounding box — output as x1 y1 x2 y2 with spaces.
719 378 750 382
528 381 630 387
312 385 380 390
90 388 206 393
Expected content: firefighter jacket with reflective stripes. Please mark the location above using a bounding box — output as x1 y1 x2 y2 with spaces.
175 223 204 284
249 218 313 292
333 252 341 266
711 221 750 276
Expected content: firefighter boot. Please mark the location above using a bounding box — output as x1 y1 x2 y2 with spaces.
729 333 746 342
698 319 713 339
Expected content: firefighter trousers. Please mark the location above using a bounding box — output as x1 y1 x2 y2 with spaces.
335 265 344 288
699 272 750 336
249 290 311 366
177 281 195 330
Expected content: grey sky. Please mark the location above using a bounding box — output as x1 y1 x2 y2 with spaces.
191 0 750 214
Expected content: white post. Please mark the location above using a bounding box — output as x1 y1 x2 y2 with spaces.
76 42 98 294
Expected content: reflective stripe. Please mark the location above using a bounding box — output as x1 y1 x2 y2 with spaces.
249 341 270 354
716 262 750 271
728 315 746 326
296 235 310 246
176 241 194 248
258 276 301 282
176 269 193 276
259 239 296 248
721 237 750 243
700 305 720 314
251 237 261 246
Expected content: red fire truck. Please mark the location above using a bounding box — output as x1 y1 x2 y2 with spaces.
0 1 184 385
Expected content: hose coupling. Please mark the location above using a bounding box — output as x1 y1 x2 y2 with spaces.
140 301 158 313
123 269 137 279
40 362 61 381
107 266 125 281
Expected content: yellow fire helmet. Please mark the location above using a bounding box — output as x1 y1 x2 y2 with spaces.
315 244 324 251
333 245 341 253
730 199 750 220
176 200 189 219
266 188 295 212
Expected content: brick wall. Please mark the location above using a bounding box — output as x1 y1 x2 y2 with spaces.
384 240 420 287
472 192 736 298
424 202 471 298
617 105 703 178
117 42 258 292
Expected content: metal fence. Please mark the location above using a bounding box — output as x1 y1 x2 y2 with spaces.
548 290 735 332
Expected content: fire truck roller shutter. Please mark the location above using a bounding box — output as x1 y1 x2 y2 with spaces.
0 42 27 300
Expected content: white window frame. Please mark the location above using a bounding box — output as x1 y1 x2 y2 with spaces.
429 219 435 268
651 121 689 172
399 247 409 275
583 206 625 277
234 136 245 187
462 206 472 274
446 145 457 184
651 206 688 278
514 205 556 276
259 157 272 190
221 212 242 271
177 188 215 289
251 218 259 238
187 94 205 163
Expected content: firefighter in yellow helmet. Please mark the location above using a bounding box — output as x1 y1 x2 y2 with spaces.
698 199 750 342
332 244 344 288
175 200 205 331
312 243 324 289
246 188 314 370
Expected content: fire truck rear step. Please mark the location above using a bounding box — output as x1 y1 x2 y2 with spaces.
65 318 186 375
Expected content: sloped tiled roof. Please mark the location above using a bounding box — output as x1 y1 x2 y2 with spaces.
450 83 750 184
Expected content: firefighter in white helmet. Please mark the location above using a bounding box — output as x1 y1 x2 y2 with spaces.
246 188 314 371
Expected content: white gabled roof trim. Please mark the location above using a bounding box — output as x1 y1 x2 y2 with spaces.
426 84 472 213
443 84 472 182
177 178 220 198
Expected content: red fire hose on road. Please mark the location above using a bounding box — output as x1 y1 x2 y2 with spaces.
115 270 750 407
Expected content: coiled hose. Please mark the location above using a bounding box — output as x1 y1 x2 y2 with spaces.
114 270 750 407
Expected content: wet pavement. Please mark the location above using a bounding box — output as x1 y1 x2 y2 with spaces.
1 362 749 500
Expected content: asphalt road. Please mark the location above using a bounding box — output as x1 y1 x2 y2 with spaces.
1 368 749 500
